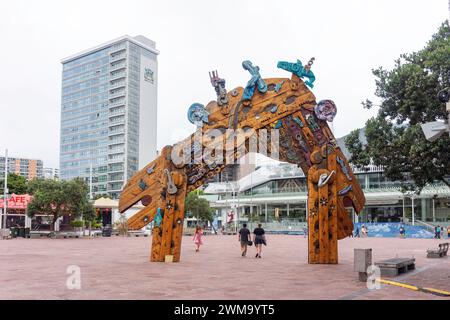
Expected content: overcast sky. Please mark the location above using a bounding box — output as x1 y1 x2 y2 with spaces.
0 0 448 169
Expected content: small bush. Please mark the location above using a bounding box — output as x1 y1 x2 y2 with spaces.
70 220 84 228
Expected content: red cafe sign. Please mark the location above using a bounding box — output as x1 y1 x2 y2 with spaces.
0 194 32 210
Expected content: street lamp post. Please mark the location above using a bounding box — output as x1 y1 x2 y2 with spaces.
402 196 406 223
432 194 438 223
2 149 8 232
231 183 237 233
405 190 419 226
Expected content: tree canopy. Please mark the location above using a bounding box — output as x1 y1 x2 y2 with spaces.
27 178 94 230
185 191 213 222
0 173 28 195
346 21 450 192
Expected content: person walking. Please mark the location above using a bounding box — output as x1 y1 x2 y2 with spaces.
361 224 367 238
436 225 441 239
354 226 360 238
399 225 406 238
253 223 266 258
193 225 204 252
447 226 450 239
238 223 251 257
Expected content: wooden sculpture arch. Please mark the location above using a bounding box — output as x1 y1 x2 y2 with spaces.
119 61 365 264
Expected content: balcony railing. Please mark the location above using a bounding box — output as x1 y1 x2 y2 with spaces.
108 146 125 154
110 53 126 63
108 137 125 145
109 99 126 108
109 90 126 100
109 117 125 126
109 81 126 90
108 157 125 164
109 130 125 137
110 62 126 72
110 43 126 54
110 72 126 81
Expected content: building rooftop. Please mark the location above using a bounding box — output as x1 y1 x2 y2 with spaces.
61 34 159 64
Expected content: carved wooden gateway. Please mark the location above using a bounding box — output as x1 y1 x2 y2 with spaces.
119 59 365 264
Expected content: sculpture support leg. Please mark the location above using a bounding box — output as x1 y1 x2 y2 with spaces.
160 200 175 261
150 178 187 262
307 153 339 264
318 183 330 263
327 153 338 264
151 225 162 262
171 184 187 262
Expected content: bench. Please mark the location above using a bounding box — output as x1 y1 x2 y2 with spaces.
47 232 80 239
29 231 51 238
127 231 149 237
374 258 415 277
427 243 449 258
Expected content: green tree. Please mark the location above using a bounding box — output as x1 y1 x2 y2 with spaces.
346 21 450 192
0 173 28 194
93 193 111 200
27 178 94 230
185 191 213 223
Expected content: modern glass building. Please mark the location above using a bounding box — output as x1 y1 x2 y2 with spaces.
60 35 159 199
204 162 450 230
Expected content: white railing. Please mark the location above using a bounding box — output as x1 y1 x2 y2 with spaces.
109 81 126 90
109 99 126 108
110 53 126 63
109 90 126 100
110 72 126 81
110 62 126 72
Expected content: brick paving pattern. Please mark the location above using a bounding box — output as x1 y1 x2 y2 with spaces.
0 235 448 299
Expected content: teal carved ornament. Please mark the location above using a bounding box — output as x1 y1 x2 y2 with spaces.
277 59 316 88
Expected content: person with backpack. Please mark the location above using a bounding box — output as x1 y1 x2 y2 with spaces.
238 223 252 257
253 224 266 258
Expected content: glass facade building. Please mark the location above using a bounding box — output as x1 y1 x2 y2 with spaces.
204 162 450 227
60 35 158 199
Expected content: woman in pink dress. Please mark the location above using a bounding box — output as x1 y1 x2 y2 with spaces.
193 225 204 252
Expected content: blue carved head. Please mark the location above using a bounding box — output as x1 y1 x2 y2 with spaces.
187 103 209 128
277 59 303 74
277 59 315 88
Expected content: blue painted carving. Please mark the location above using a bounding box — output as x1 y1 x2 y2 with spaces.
274 80 285 93
242 84 256 101
293 116 304 128
337 156 352 181
187 103 209 128
271 120 283 129
305 113 320 131
139 179 148 191
242 60 267 100
277 58 316 88
154 208 163 227
270 105 278 113
146 165 155 175
338 185 353 196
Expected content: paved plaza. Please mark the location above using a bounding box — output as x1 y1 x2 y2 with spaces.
0 235 449 300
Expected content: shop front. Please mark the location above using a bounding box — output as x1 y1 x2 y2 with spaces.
0 194 32 228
